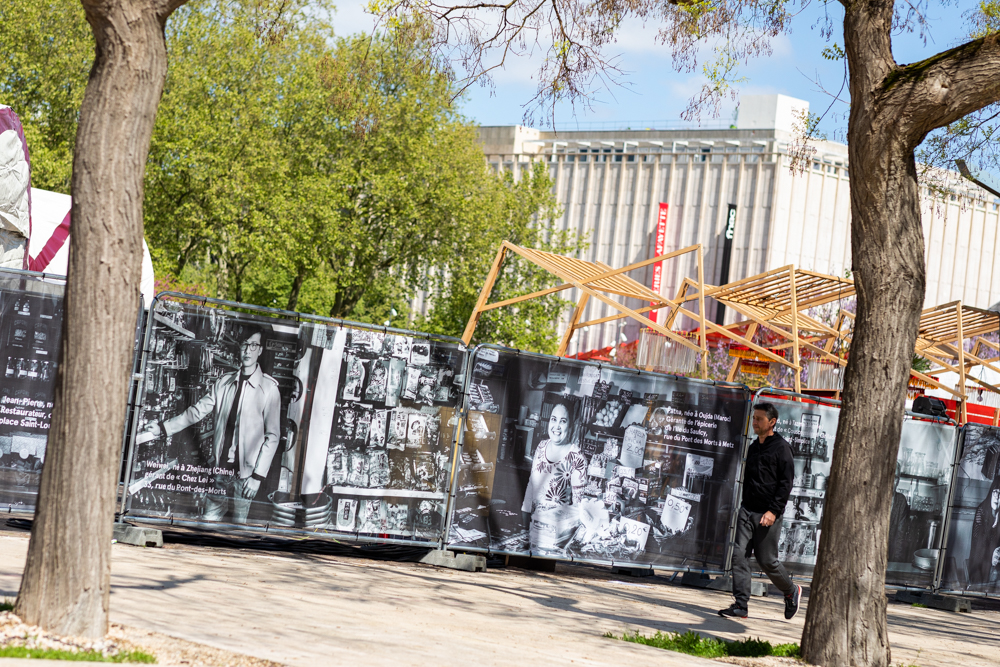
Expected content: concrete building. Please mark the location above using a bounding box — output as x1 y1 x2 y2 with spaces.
478 95 1000 356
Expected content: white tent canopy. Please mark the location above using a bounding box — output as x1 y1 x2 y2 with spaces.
28 188 155 306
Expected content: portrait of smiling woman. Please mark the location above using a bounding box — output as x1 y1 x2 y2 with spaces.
521 398 587 552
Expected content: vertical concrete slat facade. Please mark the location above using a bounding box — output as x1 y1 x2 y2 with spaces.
475 120 999 356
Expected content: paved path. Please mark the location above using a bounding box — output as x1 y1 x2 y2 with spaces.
0 532 997 666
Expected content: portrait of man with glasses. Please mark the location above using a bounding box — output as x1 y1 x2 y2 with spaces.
139 324 281 523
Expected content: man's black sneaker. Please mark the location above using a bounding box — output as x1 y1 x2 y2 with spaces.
784 584 802 619
718 604 748 618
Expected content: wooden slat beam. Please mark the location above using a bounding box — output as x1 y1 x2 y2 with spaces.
478 283 573 311
696 245 708 379
557 294 589 357
503 244 705 354
462 244 508 344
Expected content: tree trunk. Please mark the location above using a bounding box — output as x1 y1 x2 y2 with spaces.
286 264 306 312
15 0 186 639
802 5 1000 666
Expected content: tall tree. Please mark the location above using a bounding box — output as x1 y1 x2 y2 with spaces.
417 161 581 354
804 9 1000 666
2 1 572 343
0 1 92 194
14 0 187 638
373 1 1000 664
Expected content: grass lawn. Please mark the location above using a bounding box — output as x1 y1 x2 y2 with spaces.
608 629 801 659
0 646 156 662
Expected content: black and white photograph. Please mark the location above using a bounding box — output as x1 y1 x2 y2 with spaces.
941 423 1000 593
448 347 749 569
766 398 836 574
0 273 63 511
769 397 958 586
130 301 300 524
289 325 462 540
128 299 465 543
887 418 958 587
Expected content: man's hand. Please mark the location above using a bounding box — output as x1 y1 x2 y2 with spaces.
992 546 1000 568
135 422 162 445
241 477 261 499
760 511 777 527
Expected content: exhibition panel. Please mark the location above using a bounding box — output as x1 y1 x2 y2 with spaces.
939 423 1000 595
0 272 981 594
0 268 64 513
447 345 751 571
122 294 466 545
759 393 959 588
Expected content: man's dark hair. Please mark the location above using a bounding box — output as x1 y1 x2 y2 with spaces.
754 402 779 422
236 323 266 345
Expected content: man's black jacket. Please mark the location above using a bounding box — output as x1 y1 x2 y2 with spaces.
741 433 794 516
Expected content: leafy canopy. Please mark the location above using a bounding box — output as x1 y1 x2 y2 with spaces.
0 0 581 351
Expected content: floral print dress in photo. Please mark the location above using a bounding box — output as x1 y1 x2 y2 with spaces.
522 440 587 513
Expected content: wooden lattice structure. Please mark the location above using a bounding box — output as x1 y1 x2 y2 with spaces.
668 266 857 394
464 244 999 420
463 244 829 382
462 242 711 376
912 301 1000 421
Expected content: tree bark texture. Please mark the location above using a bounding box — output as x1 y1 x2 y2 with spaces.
802 4 1000 666
15 0 186 639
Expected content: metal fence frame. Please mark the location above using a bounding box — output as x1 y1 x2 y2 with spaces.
118 291 468 547
935 422 1000 598
736 388 844 579
0 267 66 515
748 388 962 591
443 342 752 574
0 275 989 596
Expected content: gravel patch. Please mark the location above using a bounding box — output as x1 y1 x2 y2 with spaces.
716 658 810 667
108 624 285 667
0 610 127 657
0 610 284 665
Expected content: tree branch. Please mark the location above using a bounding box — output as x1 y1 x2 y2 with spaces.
882 32 1000 147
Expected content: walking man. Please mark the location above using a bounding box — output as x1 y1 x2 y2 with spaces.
719 402 802 619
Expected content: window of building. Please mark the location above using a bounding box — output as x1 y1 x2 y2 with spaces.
627 155 635 162
567 155 575 163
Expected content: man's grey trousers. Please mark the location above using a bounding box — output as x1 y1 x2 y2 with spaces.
731 506 796 609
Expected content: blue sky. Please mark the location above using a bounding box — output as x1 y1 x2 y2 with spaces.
330 1 974 137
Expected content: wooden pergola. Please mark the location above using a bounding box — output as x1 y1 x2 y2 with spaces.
461 242 711 376
463 243 999 421
670 266 857 393
912 301 1000 421
463 244 827 382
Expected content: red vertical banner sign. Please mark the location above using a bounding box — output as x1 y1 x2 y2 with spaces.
649 203 669 323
